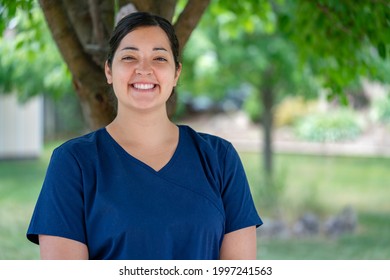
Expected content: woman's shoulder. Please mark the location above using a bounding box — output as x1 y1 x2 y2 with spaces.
53 128 107 155
179 124 233 153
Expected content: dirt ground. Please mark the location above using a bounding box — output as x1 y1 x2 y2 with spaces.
178 110 390 157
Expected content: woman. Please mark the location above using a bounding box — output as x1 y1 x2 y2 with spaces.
27 12 262 260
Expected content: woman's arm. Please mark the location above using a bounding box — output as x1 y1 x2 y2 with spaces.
219 226 257 260
39 235 89 260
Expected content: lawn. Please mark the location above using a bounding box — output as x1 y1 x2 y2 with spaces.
0 144 389 259
240 152 390 259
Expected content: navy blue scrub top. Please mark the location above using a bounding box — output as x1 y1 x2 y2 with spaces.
27 125 262 259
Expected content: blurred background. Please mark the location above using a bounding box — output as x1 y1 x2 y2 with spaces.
0 0 389 259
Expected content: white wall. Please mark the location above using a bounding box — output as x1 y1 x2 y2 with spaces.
0 94 43 159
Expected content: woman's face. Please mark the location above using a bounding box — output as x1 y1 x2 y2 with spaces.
105 26 181 113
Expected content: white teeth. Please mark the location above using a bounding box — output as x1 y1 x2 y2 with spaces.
133 83 155 90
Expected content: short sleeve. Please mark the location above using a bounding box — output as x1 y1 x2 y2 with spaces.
221 144 263 234
26 146 87 245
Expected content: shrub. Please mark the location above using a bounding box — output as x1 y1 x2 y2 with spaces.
274 96 317 127
243 90 263 123
294 109 362 142
371 96 390 124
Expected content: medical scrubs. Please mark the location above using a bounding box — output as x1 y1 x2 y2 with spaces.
27 125 262 259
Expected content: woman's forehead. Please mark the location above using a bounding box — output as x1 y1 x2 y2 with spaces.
118 26 172 51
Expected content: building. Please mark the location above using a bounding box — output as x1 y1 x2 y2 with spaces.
0 94 43 159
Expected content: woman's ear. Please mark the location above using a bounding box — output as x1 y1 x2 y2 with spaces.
105 61 113 84
174 63 182 86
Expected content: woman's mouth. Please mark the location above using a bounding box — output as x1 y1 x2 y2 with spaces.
132 83 156 90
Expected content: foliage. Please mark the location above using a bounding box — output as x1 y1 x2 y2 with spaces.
179 1 321 106
294 109 362 142
0 0 34 34
0 2 72 101
178 0 273 100
243 89 262 123
181 0 389 108
278 0 390 99
179 28 224 99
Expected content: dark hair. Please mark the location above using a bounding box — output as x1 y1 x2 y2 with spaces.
107 12 180 70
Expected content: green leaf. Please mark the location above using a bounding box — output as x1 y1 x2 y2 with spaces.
377 42 386 59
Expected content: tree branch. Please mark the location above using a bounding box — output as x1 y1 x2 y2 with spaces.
88 0 105 47
156 0 177 20
174 0 211 53
39 0 102 85
125 0 155 13
63 0 92 46
62 0 110 67
316 2 352 36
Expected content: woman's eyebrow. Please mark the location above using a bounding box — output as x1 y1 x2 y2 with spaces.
120 46 168 52
153 47 168 52
120 46 138 51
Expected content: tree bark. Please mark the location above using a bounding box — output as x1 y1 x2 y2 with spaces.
39 0 116 130
130 0 177 20
174 0 211 52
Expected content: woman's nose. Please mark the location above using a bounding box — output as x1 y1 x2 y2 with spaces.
135 60 152 75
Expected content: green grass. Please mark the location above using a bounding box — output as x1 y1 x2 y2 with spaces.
1 143 389 259
240 152 390 259
258 212 390 259
0 143 57 260
0 160 45 259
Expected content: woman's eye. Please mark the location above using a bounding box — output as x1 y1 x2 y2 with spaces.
122 56 135 61
155 57 167 62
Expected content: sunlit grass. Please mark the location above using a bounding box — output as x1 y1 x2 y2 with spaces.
241 153 390 214
0 160 45 260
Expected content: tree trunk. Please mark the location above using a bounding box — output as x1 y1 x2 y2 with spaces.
39 0 210 130
73 77 116 130
260 66 275 185
39 0 116 129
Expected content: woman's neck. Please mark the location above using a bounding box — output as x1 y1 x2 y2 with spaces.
105 108 180 171
106 108 176 147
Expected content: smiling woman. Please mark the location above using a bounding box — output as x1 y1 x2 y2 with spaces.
103 24 182 173
105 25 181 112
26 12 262 260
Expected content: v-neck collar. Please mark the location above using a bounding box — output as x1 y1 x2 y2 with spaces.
102 125 182 174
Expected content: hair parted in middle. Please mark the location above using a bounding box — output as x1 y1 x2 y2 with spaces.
106 11 180 71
